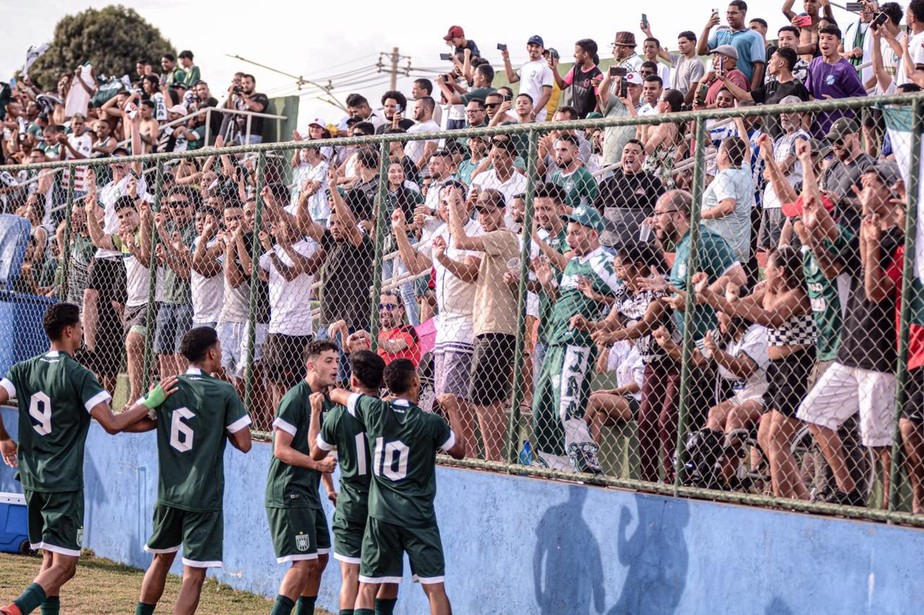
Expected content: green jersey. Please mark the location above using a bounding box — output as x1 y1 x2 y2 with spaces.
265 380 332 509
670 226 739 340
346 393 454 528
546 246 622 347
1 351 111 492
805 225 854 362
552 166 599 209
153 368 250 512
537 227 569 345
317 404 372 522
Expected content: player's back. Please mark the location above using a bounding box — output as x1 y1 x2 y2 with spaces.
1 350 110 492
347 394 453 527
319 404 372 517
154 367 250 512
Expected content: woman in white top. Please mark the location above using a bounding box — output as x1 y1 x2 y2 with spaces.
585 337 645 447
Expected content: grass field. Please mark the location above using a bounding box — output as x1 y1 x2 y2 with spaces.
0 551 333 614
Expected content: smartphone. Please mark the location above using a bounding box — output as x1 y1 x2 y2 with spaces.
440 53 452 61
845 2 865 11
718 56 725 74
497 43 507 52
395 104 403 114
641 13 648 29
872 11 888 28
609 66 628 77
794 15 813 27
619 80 628 98
712 7 719 16
503 94 512 102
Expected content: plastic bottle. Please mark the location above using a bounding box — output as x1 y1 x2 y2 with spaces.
518 440 532 466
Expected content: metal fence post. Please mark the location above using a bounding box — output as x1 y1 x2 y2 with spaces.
141 161 164 392
673 117 708 489
368 140 392 352
243 151 266 412
505 129 540 465
59 171 76 299
890 99 922 512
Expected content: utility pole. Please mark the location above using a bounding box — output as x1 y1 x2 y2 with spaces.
389 47 400 90
377 48 414 89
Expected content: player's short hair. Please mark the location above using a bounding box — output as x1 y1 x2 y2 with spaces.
304 340 339 364
383 359 417 395
180 326 219 362
350 351 386 390
534 182 566 204
43 303 80 341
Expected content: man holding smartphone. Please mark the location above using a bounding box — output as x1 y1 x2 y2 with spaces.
697 2 766 90
500 35 555 121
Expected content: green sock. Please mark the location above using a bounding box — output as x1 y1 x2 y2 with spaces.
135 601 156 615
294 595 316 615
339 610 355 615
374 598 397 615
270 595 295 615
14 583 46 614
354 610 375 615
40 596 60 615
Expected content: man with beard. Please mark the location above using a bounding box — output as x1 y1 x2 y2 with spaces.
551 134 597 210
595 139 664 247
500 35 555 121
345 291 422 368
227 74 269 144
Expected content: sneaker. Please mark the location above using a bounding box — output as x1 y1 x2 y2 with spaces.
0 604 23 615
568 443 603 475
822 489 867 508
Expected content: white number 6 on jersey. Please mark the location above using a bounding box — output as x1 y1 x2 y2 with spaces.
170 407 195 452
29 392 52 436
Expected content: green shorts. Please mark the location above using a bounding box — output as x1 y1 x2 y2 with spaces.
145 503 223 568
359 518 445 585
266 506 330 563
332 507 367 564
25 489 84 557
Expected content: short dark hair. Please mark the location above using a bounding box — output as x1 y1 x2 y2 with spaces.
721 136 748 167
516 92 534 104
662 89 684 112
242 73 256 82
304 340 339 364
162 53 176 62
474 64 495 82
114 195 137 212
911 0 924 23
778 25 800 38
534 182 565 204
625 138 645 151
357 147 379 170
352 121 376 136
644 75 664 87
644 37 661 47
466 98 486 110
576 39 598 56
641 60 659 72
384 359 417 394
381 90 407 109
418 96 436 113
413 78 434 94
819 25 842 39
143 74 159 88
478 188 506 209
350 351 385 390
729 0 748 12
678 31 697 43
43 303 80 341
555 105 579 120
774 47 798 71
346 93 369 108
749 17 768 29
557 133 580 149
180 326 219 362
881 2 903 26
178 50 194 60
168 185 199 207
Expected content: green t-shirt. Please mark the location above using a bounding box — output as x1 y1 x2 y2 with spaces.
461 87 496 106
265 380 332 509
805 224 855 362
546 246 622 347
552 167 599 209
346 393 454 528
161 221 196 305
1 351 111 492
537 227 569 345
317 404 372 522
670 226 739 340
153 368 250 511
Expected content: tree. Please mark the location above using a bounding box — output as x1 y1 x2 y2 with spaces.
28 5 174 90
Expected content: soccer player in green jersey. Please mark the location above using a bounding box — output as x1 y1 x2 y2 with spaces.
134 326 252 615
0 303 177 615
310 351 399 615
327 359 465 615
265 340 340 615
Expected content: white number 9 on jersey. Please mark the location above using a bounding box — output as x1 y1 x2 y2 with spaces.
170 407 195 452
28 392 52 436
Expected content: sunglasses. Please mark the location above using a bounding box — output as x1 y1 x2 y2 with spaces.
485 103 500 109
379 303 400 311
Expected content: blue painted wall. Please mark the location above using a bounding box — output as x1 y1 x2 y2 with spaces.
2 406 924 614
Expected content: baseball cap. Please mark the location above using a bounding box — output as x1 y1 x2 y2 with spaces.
825 117 860 142
167 104 188 116
625 72 643 86
781 193 835 218
808 138 833 159
444 26 464 41
586 112 604 120
308 118 326 128
711 45 739 61
527 35 544 47
564 205 605 232
865 161 901 186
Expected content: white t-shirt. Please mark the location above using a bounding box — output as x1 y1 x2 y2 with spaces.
63 132 92 193
472 169 529 230
418 218 484 347
762 130 809 210
191 236 224 325
604 340 645 401
717 324 769 401
259 238 319 335
96 173 149 258
406 119 440 165
291 161 330 223
516 59 555 121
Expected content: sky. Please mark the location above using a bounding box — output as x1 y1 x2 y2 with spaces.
0 1 866 130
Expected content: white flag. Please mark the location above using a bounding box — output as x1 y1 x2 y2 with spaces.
22 43 50 79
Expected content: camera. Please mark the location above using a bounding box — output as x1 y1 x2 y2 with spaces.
232 86 243 95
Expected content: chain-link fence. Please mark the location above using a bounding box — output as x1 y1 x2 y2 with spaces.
3 93 924 525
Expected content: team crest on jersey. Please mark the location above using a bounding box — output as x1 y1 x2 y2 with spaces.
295 532 310 551
675 262 687 280
76 527 84 548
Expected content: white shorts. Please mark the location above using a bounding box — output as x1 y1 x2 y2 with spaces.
796 361 896 447
216 321 268 378
730 381 768 406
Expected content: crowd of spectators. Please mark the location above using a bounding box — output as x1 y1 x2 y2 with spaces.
4 0 924 510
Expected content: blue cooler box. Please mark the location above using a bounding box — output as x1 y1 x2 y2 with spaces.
0 492 29 554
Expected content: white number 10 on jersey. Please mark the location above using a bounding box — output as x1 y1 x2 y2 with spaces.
373 438 409 481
